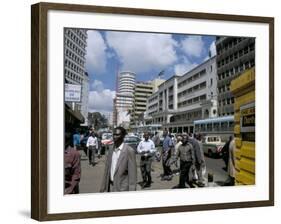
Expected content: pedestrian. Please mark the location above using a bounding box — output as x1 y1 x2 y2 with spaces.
100 127 137 192
161 130 174 181
174 134 183 155
152 131 160 147
221 136 234 171
86 132 98 166
172 134 183 173
175 134 195 188
96 132 102 158
193 133 206 187
73 129 81 150
224 138 236 186
64 133 81 194
137 132 156 188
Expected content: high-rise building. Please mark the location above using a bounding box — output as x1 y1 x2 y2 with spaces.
64 28 88 122
216 37 255 116
114 71 136 128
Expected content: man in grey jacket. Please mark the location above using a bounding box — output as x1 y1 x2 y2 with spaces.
100 127 137 192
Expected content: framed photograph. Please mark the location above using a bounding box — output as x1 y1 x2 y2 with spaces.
31 2 274 221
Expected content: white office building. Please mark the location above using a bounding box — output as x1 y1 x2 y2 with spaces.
145 56 217 133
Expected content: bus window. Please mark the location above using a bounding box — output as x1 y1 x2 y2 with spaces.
214 122 219 131
207 123 212 131
200 124 206 132
221 121 228 131
229 121 234 131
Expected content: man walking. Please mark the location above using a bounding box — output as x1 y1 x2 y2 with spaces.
192 134 206 187
161 130 174 181
100 127 137 192
86 132 98 166
137 132 156 188
175 134 195 188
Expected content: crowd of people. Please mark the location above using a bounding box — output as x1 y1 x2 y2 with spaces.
64 127 235 194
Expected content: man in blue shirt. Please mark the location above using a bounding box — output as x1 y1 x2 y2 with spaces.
73 129 81 150
161 130 174 181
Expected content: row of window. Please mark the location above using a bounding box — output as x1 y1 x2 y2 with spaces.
217 43 255 68
178 94 207 108
218 84 230 94
219 112 235 116
65 69 83 84
65 49 85 67
217 37 246 55
170 110 201 123
178 69 207 88
65 39 86 58
65 29 87 47
148 95 158 103
218 97 235 106
64 59 85 76
218 60 255 81
148 103 158 111
178 81 207 98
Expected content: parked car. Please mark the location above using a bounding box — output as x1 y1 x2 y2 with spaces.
124 135 141 151
202 135 225 157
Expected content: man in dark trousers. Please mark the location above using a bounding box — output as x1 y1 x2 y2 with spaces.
161 130 174 181
100 127 137 192
221 136 233 171
64 134 81 194
190 134 206 187
175 134 195 188
137 132 156 188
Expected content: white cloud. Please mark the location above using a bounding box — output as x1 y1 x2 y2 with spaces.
105 31 178 73
91 80 104 92
88 89 116 113
181 36 205 58
174 57 198 76
209 40 217 57
85 31 107 74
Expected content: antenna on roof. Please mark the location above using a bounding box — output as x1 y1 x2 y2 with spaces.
157 70 165 78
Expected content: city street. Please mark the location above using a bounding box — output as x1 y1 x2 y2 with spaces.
79 149 228 194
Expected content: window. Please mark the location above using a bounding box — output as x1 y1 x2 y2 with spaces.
210 78 213 86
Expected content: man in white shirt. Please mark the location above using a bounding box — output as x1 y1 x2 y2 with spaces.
137 132 156 188
100 127 137 192
86 132 98 166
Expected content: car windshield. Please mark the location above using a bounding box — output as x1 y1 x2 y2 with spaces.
102 133 112 140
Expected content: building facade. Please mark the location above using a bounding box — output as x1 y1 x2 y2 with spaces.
64 28 88 122
114 71 136 128
145 56 217 133
81 72 89 125
216 37 255 116
130 82 153 127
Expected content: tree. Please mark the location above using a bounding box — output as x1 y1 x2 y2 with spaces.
88 112 108 130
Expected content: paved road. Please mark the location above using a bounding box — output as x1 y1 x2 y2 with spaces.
79 150 228 194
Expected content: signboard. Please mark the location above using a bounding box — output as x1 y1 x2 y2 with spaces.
240 102 255 133
65 84 81 102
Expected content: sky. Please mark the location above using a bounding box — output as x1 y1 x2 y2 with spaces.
85 30 217 114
